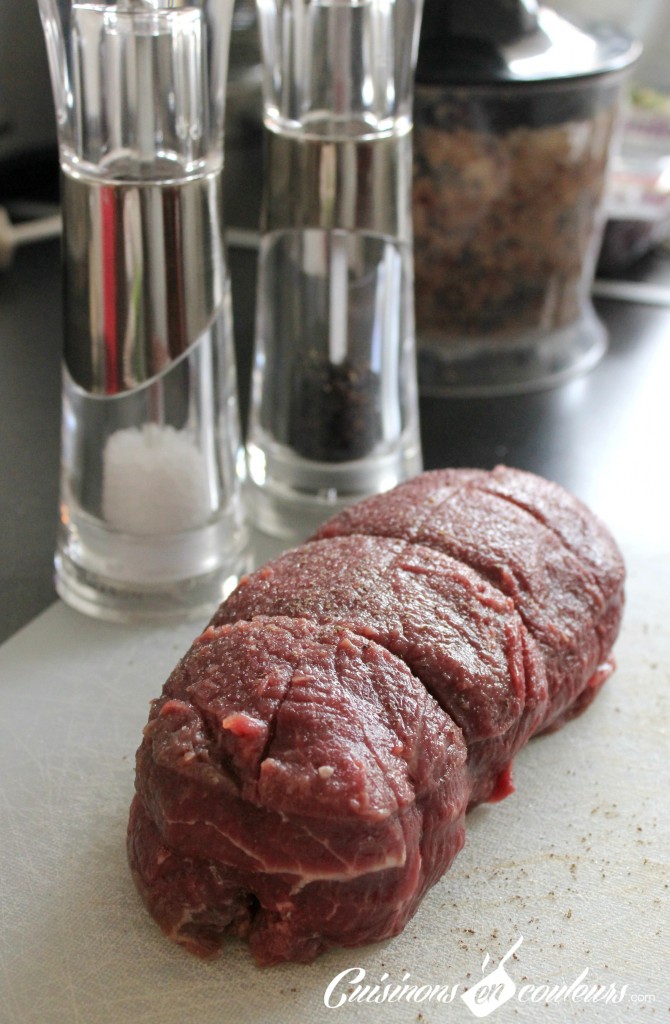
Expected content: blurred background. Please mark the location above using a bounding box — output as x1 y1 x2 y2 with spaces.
1 0 670 271
0 0 668 231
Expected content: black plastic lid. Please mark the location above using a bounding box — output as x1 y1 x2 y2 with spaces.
417 2 640 86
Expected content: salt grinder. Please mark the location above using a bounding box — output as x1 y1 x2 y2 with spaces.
38 0 248 620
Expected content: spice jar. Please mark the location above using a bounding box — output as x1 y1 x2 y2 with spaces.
413 1 640 395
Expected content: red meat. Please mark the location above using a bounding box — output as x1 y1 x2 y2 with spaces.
128 467 624 965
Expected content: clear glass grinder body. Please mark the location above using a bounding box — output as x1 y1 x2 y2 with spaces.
38 0 248 620
246 0 424 539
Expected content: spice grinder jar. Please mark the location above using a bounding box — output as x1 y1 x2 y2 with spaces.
413 2 640 395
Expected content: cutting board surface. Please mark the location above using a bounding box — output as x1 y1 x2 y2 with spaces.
1 541 668 1024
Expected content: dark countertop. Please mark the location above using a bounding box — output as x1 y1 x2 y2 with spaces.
1 149 668 644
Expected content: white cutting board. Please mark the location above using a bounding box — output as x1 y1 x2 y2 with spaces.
1 539 668 1024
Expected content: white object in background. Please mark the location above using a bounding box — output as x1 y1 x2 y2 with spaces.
633 1 670 93
0 206 61 270
550 0 662 41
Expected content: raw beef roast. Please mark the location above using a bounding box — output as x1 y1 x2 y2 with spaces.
212 535 548 807
128 467 625 965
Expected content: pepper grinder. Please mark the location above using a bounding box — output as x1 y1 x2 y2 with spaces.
246 0 424 540
37 0 248 621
